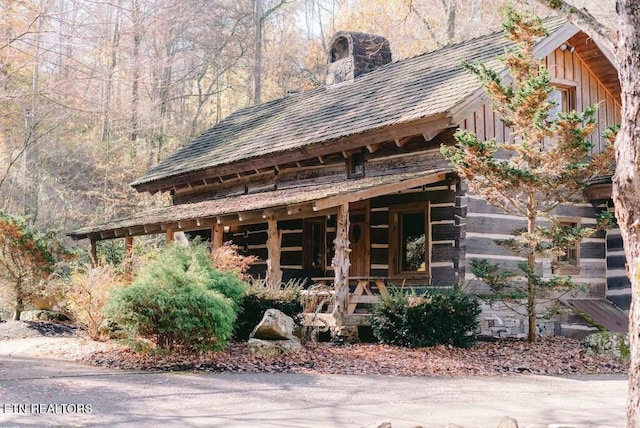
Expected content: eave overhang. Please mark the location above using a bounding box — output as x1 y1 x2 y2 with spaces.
72 168 453 241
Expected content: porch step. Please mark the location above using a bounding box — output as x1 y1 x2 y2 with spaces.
562 298 628 333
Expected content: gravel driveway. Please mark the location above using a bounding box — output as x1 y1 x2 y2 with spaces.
0 337 628 428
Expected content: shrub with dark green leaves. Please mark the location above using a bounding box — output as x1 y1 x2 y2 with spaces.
234 279 303 341
104 244 248 352
370 289 480 348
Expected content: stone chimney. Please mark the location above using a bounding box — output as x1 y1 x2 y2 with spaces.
326 31 392 85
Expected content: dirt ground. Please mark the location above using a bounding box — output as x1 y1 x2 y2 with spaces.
0 321 629 427
0 320 629 376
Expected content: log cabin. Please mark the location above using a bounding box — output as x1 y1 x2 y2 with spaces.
69 18 627 338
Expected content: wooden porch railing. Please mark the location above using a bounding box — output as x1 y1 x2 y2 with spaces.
303 277 389 315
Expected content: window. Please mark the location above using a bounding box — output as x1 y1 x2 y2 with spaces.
389 203 430 277
548 85 575 120
552 219 581 275
303 219 326 269
347 149 365 178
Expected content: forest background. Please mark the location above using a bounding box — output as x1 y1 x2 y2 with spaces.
1 0 578 247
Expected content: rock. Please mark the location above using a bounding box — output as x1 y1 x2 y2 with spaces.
98 319 125 339
581 332 630 359
496 416 518 428
374 422 392 428
250 309 297 341
247 338 302 358
20 310 68 322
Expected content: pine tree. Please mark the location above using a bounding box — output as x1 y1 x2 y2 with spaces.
441 7 614 342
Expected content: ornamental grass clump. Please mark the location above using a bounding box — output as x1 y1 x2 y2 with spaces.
370 288 480 348
104 244 248 353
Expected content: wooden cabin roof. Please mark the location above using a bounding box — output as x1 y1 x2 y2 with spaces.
72 169 450 240
132 17 586 194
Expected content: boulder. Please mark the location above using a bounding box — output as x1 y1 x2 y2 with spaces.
581 331 630 359
250 309 297 341
496 417 518 428
247 338 302 358
20 310 68 322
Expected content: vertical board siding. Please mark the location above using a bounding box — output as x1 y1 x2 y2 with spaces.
461 47 621 154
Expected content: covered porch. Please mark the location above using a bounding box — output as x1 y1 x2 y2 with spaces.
69 169 455 332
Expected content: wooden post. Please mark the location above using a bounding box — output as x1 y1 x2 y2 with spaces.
165 228 175 244
211 223 224 252
90 239 98 267
124 235 134 278
266 217 283 289
331 203 351 327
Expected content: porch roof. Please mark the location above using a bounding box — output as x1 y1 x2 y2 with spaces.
69 168 451 241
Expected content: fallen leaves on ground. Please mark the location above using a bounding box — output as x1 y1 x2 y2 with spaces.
81 337 627 377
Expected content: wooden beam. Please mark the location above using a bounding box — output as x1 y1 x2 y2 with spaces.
287 203 314 216
237 210 265 223
99 231 115 240
331 203 351 327
262 206 337 223
313 171 449 212
265 217 283 289
366 143 382 153
143 224 162 234
394 136 412 147
166 228 175 243
422 129 440 142
211 223 224 252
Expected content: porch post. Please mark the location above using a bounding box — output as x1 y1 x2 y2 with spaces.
332 203 351 328
211 223 224 252
89 239 98 267
266 217 283 289
124 235 134 277
165 227 175 244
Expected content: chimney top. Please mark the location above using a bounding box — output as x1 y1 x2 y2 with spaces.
326 31 392 85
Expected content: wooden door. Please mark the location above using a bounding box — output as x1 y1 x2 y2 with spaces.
349 201 370 277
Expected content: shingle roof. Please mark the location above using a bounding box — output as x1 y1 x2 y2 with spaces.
132 17 568 192
71 169 450 240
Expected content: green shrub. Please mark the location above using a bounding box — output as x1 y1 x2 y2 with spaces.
234 278 303 341
104 244 248 352
370 288 480 348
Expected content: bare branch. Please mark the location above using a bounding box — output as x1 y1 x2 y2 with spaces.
532 0 616 54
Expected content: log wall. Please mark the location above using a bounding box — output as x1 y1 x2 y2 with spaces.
463 195 607 297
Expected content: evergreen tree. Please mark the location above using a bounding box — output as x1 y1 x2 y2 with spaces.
441 7 614 342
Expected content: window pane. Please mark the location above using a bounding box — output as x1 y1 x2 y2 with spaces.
558 221 578 265
311 222 324 268
401 212 425 272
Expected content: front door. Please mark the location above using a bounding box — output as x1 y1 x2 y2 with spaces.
349 201 370 278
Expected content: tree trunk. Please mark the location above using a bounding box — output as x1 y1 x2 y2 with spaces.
613 2 640 425
130 0 141 144
332 203 351 328
527 194 538 342
13 280 24 321
252 0 263 105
